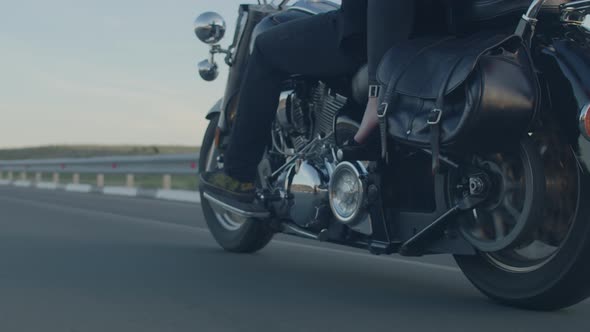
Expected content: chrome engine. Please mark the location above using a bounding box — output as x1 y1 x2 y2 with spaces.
269 82 372 235
274 82 346 154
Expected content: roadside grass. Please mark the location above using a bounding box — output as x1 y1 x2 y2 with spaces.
2 145 201 191
46 173 200 191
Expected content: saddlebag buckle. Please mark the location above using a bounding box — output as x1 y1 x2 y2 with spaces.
427 108 443 125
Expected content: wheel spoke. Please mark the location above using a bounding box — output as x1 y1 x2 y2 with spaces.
504 181 522 193
492 211 507 240
502 197 521 225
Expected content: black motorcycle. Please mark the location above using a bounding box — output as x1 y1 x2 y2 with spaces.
194 0 590 310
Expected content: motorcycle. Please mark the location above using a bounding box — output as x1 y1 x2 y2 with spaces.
194 0 590 310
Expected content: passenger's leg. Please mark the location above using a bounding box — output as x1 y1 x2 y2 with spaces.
354 0 415 144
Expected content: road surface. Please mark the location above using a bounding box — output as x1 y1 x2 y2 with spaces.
0 186 587 332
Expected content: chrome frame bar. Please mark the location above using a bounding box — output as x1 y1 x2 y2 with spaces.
564 0 590 9
523 0 550 22
278 0 291 9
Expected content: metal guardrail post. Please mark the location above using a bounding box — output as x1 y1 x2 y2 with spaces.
35 173 42 183
53 173 59 184
72 173 80 185
126 174 134 188
163 174 172 190
20 172 27 181
97 174 104 188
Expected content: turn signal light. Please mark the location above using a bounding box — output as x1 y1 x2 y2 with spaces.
581 104 590 140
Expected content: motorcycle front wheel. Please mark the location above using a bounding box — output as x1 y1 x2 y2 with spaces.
454 133 590 311
199 114 274 253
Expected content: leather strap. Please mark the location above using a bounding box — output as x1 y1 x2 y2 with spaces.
378 37 456 163
429 58 464 174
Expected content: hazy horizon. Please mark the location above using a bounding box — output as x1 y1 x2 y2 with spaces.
0 0 246 149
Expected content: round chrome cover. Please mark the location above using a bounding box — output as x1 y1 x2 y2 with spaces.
580 103 590 140
194 12 226 44
198 59 219 81
329 162 367 225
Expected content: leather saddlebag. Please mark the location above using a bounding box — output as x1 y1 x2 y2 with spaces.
376 32 539 166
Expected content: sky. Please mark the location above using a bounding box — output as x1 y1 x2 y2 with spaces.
0 0 251 148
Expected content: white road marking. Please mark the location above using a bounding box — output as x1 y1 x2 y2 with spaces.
102 187 138 197
155 189 201 203
65 184 93 193
35 182 59 190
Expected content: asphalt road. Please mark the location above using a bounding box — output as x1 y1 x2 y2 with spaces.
0 186 588 332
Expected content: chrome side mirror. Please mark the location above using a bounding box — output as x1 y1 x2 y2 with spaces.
194 12 226 44
198 59 219 81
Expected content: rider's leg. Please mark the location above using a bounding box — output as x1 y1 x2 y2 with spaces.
354 0 415 144
201 11 362 202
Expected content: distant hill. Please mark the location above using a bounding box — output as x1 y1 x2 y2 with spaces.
0 145 200 160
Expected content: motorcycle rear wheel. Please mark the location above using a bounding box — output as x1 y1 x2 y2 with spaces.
455 134 590 311
199 114 274 253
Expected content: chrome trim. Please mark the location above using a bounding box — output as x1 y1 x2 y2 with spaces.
329 161 367 225
228 10 249 65
198 59 219 81
278 0 291 9
287 6 317 15
283 223 319 240
563 0 590 10
561 1 590 33
288 0 340 15
580 104 590 140
522 0 549 22
203 192 271 219
581 14 590 32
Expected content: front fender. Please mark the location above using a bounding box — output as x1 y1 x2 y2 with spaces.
538 39 590 171
206 98 223 120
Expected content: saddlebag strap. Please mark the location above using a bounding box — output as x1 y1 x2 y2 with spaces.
429 58 464 174
378 37 457 163
377 102 389 162
378 71 407 162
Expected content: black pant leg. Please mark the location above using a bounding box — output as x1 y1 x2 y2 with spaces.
224 12 361 182
367 0 415 85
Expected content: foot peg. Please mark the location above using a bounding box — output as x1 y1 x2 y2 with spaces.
203 192 271 219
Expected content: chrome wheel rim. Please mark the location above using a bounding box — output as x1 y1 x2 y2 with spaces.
450 135 579 273
485 136 579 273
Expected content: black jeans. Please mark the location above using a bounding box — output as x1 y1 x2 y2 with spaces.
224 11 362 182
225 3 415 182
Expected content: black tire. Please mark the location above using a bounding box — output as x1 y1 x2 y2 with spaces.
199 114 274 253
455 138 590 311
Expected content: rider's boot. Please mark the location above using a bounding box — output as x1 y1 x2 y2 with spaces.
200 170 256 203
338 133 381 161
